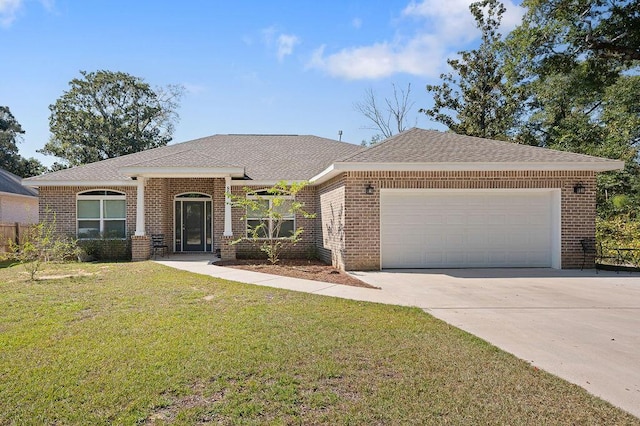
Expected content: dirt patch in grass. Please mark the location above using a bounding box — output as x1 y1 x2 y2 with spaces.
213 259 378 289
145 381 224 424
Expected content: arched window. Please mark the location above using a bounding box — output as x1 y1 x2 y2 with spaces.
77 190 126 239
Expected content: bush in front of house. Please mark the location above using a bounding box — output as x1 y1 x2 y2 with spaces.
78 236 131 262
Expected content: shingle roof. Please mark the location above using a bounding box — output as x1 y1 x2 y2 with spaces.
25 134 364 183
0 168 38 197
24 128 622 187
341 128 618 164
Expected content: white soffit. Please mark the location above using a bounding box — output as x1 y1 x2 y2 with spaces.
309 161 625 184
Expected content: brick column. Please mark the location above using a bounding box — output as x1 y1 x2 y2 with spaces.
131 235 151 261
221 236 236 261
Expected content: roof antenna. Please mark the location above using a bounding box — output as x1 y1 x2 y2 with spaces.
338 130 343 141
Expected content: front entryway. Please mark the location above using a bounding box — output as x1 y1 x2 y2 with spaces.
174 193 212 252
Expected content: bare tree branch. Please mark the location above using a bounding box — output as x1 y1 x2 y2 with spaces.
354 83 415 142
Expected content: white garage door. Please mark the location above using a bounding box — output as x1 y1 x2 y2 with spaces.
380 190 560 268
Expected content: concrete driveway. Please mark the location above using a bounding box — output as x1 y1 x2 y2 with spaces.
353 268 640 418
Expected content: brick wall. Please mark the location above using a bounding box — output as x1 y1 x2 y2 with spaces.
39 170 597 269
316 175 346 268
317 170 597 270
231 185 317 259
39 186 137 237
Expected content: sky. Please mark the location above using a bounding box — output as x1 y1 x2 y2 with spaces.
1 0 525 168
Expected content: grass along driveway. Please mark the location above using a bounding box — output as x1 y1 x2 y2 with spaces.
0 262 636 424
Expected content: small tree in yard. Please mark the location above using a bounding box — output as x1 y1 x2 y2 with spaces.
3 213 80 280
230 181 315 264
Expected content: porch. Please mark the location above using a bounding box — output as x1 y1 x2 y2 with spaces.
130 176 234 261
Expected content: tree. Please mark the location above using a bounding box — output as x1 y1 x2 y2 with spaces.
421 0 521 140
505 0 639 220
230 181 315 264
510 0 640 67
0 106 46 177
41 70 184 166
355 83 415 145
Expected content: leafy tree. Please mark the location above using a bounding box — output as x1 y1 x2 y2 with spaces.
510 0 639 68
41 70 184 166
505 0 639 219
421 0 521 140
230 181 315 264
355 83 415 146
0 106 46 177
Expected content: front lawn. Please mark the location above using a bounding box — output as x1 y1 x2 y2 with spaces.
0 262 635 424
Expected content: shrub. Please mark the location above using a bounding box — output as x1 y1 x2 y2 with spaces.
78 236 131 262
3 216 80 280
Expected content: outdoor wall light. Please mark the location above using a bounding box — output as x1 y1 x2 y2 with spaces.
365 183 375 195
573 182 586 194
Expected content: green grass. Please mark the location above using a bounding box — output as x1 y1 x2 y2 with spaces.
0 259 16 268
0 262 636 425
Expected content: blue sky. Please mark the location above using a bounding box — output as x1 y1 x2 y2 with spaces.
1 0 524 167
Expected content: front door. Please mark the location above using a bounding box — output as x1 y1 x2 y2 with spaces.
175 194 212 252
184 201 205 251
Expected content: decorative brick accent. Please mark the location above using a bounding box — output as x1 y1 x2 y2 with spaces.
220 236 236 261
131 235 151 261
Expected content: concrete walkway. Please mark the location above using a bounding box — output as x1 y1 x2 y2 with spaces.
155 255 640 419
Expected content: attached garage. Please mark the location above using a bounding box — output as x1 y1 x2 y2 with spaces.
380 189 561 269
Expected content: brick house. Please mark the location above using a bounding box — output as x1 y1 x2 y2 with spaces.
23 128 623 269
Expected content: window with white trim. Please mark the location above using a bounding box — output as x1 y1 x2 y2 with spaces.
246 196 295 239
77 190 126 239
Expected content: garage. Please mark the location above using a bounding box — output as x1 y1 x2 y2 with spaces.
380 189 561 269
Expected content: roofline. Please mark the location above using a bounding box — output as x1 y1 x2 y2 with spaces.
23 180 137 188
230 180 308 187
119 166 246 178
309 161 625 184
0 190 38 199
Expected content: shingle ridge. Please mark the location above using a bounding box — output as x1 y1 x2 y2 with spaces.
336 127 420 162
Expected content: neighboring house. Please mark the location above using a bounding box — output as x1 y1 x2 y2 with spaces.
0 168 38 224
23 128 623 270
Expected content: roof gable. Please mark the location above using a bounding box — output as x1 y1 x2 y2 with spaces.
0 168 38 197
341 128 621 164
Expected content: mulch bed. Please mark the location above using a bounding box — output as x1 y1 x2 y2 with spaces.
213 259 379 289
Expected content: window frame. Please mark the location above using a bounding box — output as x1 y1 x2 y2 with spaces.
245 195 296 239
76 190 127 239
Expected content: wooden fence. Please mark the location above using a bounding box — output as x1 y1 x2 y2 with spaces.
0 223 31 253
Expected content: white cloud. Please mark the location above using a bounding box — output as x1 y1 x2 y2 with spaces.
308 0 525 80
0 0 55 28
277 33 300 61
308 35 444 80
0 0 22 27
261 26 300 61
